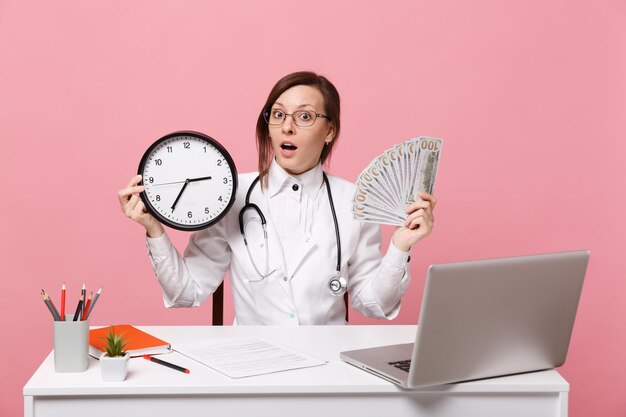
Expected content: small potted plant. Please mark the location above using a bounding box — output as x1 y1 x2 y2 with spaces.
99 328 130 381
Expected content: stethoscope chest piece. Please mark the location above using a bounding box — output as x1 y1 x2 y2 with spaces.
328 275 347 296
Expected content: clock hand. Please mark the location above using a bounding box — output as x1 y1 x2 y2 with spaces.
152 176 212 187
152 179 187 187
187 176 212 183
171 180 190 212
169 176 213 212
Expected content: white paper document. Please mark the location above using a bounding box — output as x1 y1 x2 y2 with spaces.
174 336 327 378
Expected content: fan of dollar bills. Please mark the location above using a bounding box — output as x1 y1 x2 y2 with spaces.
353 137 443 226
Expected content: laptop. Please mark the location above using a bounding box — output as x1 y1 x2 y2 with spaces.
340 250 589 388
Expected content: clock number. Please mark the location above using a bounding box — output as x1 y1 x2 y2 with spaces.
217 160 222 166
155 159 162 166
149 177 154 183
156 195 161 202
223 178 228 184
205 207 210 214
183 142 190 149
203 146 207 153
187 211 193 218
166 146 173 153
218 196 223 202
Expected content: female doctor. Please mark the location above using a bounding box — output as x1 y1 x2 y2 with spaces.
118 71 437 325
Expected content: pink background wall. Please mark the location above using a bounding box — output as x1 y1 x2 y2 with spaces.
1 1 624 415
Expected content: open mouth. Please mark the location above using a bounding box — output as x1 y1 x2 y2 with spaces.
280 143 298 151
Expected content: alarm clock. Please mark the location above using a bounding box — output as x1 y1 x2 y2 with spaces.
137 131 238 231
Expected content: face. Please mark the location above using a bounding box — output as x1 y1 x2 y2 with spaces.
268 85 334 175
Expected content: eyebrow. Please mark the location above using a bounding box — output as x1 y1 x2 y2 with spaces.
272 102 317 110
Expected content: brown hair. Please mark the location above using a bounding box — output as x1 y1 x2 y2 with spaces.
256 71 341 188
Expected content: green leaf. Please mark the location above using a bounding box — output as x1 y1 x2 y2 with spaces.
101 327 127 357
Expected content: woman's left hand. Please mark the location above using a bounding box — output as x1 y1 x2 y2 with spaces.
392 192 437 252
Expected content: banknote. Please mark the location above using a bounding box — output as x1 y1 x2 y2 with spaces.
353 136 443 226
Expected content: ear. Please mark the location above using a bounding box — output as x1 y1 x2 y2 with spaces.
325 124 336 144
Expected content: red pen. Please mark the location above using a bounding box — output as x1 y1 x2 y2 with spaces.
143 355 190 374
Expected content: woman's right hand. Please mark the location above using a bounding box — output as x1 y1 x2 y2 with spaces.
118 175 165 238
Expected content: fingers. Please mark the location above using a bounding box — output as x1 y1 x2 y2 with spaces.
121 192 139 217
405 196 435 214
130 199 147 220
126 193 141 212
394 194 437 250
118 185 145 203
404 207 435 230
405 208 423 224
117 175 161 234
118 175 146 222
118 175 145 204
393 215 434 250
121 191 149 222
407 215 425 231
415 192 437 209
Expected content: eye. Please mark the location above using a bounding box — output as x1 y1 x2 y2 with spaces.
271 110 285 119
297 111 313 121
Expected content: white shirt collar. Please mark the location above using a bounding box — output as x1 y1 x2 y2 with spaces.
267 159 324 199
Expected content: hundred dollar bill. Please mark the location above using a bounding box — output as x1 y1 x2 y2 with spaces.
353 136 443 226
354 185 405 224
360 163 396 205
410 137 442 202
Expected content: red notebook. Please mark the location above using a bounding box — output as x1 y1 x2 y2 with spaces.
89 324 171 358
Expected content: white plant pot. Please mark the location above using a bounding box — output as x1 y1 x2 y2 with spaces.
100 352 130 381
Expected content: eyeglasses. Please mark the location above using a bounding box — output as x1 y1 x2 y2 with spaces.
263 108 330 127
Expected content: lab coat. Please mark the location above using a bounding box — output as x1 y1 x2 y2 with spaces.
146 162 411 325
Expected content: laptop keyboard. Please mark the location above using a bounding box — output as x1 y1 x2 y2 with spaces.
388 359 411 372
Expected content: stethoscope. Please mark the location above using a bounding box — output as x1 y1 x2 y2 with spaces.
238 173 347 296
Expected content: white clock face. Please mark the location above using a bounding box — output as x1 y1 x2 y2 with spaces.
139 132 237 231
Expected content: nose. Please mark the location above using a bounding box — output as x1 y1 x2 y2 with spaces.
281 115 295 134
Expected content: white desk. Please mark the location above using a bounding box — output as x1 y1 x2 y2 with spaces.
24 325 568 417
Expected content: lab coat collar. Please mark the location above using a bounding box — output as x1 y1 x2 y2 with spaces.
267 159 324 200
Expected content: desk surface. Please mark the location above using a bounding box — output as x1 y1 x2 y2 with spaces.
25 325 568 396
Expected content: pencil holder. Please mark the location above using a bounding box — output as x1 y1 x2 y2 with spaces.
53 316 90 372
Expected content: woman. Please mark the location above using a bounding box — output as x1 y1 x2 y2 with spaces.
118 71 436 325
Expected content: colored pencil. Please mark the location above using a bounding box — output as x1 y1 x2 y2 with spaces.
73 291 85 321
79 283 86 318
41 290 61 321
81 292 93 321
86 287 102 319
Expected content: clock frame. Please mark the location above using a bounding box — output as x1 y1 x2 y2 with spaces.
137 131 238 231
